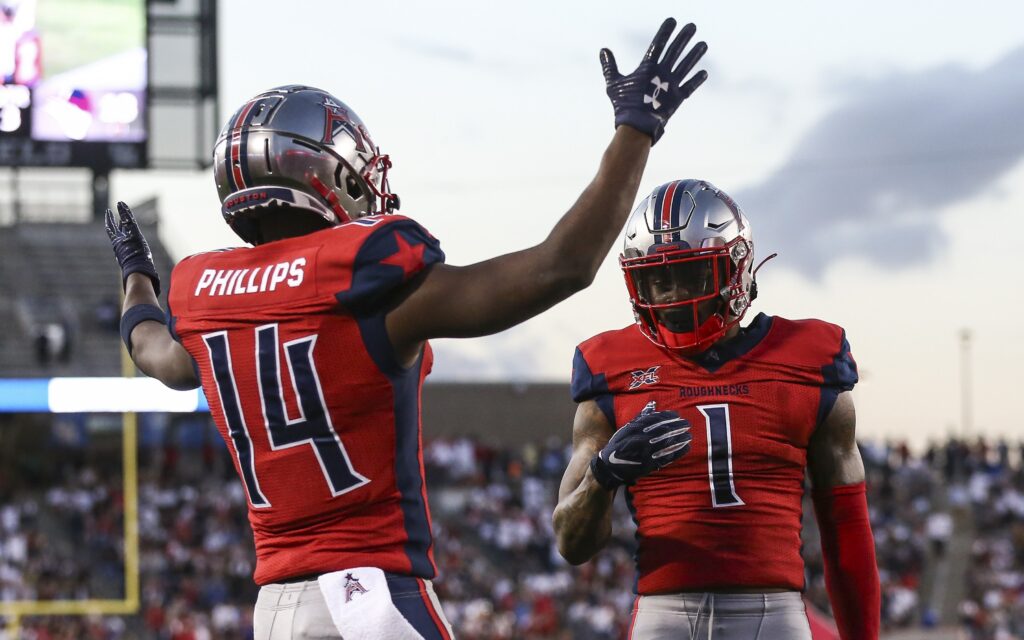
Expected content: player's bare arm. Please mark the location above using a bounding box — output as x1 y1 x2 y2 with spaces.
122 273 199 390
808 390 882 639
553 400 617 565
807 391 864 488
386 19 708 365
553 400 691 565
106 203 199 391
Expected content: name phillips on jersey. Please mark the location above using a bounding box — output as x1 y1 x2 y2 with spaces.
193 258 306 297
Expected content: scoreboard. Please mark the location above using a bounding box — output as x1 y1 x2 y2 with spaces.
0 0 147 169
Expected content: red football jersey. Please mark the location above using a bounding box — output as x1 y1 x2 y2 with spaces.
571 313 858 594
168 215 445 585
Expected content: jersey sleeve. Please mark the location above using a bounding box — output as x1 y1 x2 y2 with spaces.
164 255 205 379
570 346 616 427
333 216 445 314
822 330 858 392
816 328 859 426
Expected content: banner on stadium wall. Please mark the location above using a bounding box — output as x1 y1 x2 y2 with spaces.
0 378 210 413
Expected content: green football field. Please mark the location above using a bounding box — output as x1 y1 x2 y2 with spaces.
36 0 145 79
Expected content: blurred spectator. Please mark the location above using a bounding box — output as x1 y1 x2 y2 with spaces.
94 296 121 333
927 511 954 558
32 321 72 365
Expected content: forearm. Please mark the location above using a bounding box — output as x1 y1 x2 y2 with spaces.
122 272 165 369
390 127 653 343
480 126 652 311
553 467 616 565
541 126 650 284
121 274 199 390
123 272 160 309
463 127 651 329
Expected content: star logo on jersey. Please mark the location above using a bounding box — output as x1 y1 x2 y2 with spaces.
343 573 369 602
379 233 426 279
629 366 661 389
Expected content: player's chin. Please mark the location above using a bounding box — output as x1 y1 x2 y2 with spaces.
657 311 696 333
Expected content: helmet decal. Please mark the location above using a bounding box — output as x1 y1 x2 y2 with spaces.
224 98 260 193
320 97 368 152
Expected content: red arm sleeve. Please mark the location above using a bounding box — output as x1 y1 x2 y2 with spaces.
812 481 881 640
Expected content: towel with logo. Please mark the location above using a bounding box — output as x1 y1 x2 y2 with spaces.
317 567 423 639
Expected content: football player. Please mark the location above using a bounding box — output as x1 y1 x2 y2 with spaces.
106 19 708 640
552 180 880 639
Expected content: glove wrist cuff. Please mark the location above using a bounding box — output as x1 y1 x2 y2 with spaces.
121 262 161 297
589 455 623 491
614 111 664 144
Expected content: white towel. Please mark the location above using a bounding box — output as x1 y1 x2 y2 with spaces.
317 567 424 640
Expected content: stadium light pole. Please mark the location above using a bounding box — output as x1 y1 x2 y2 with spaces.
959 328 973 439
92 171 110 222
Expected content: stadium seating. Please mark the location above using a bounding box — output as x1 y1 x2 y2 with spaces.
0 217 174 377
3 411 1006 639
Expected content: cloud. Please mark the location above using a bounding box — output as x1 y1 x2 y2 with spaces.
737 45 1024 276
430 330 547 381
398 40 478 65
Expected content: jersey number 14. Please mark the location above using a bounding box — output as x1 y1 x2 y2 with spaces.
203 325 369 508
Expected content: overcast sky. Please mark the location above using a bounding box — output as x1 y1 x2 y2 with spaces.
116 0 1024 447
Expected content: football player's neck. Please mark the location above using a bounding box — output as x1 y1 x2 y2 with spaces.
257 213 333 244
680 323 743 360
722 323 742 342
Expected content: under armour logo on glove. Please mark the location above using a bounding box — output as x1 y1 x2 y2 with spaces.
643 77 669 109
600 18 708 144
590 401 692 490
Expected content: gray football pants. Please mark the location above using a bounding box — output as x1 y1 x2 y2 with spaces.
629 592 812 640
253 577 454 639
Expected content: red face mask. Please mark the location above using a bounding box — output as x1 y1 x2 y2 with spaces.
622 238 750 355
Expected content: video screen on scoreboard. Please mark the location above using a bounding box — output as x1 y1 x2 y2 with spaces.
0 0 146 167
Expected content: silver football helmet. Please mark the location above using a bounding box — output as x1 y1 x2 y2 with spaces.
620 179 756 354
213 85 398 244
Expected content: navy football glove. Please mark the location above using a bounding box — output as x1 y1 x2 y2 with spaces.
600 18 708 144
105 201 161 296
590 401 692 490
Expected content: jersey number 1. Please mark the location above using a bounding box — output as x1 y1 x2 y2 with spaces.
203 325 369 508
698 404 744 508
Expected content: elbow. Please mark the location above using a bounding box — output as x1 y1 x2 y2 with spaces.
568 267 597 292
550 263 597 298
552 511 601 565
163 374 201 391
533 238 600 297
556 538 595 566
133 348 200 391
137 363 198 391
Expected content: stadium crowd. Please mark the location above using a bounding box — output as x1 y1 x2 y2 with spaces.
1 412 1020 639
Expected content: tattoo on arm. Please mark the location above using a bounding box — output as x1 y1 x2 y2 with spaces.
552 400 617 565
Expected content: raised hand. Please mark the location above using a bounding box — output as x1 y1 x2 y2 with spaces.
105 201 161 295
590 401 692 490
600 18 708 144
